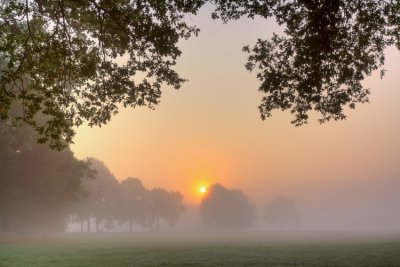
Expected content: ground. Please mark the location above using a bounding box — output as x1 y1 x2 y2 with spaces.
1 231 400 266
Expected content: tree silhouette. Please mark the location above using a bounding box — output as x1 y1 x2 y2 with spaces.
147 188 185 230
159 190 186 229
213 0 400 124
199 183 255 230
0 112 91 234
71 158 121 232
0 0 202 149
120 177 148 232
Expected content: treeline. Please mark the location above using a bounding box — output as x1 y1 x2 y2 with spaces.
71 158 185 232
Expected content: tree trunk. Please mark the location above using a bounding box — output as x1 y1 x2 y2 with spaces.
80 220 84 233
95 218 99 233
129 219 133 233
87 217 91 233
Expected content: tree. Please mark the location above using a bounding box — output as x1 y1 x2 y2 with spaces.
0 0 203 149
162 191 185 229
199 183 255 229
147 188 185 230
213 0 400 125
71 157 121 232
120 177 148 232
1 1 399 148
264 195 300 229
0 112 91 234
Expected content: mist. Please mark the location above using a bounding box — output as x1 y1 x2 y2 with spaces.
64 159 400 238
2 120 400 267
2 139 399 242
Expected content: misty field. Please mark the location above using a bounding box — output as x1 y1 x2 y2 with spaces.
1 232 400 267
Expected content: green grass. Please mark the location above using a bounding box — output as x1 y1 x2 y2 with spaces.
1 233 400 266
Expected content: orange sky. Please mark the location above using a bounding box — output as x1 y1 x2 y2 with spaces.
71 6 400 205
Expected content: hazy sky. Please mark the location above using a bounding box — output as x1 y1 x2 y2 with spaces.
71 5 400 207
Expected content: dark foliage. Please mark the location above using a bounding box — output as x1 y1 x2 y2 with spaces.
0 0 203 149
214 0 400 124
1 0 399 148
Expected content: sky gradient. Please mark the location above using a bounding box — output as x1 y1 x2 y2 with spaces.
71 6 400 209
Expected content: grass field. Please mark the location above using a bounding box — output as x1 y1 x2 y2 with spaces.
1 232 400 266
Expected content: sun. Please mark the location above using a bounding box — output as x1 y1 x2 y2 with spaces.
193 179 211 200
199 186 207 194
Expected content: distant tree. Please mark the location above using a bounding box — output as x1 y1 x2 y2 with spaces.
147 188 185 230
199 183 255 229
264 196 300 229
161 191 185 229
0 111 91 235
120 177 148 232
71 158 121 232
1 1 399 148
